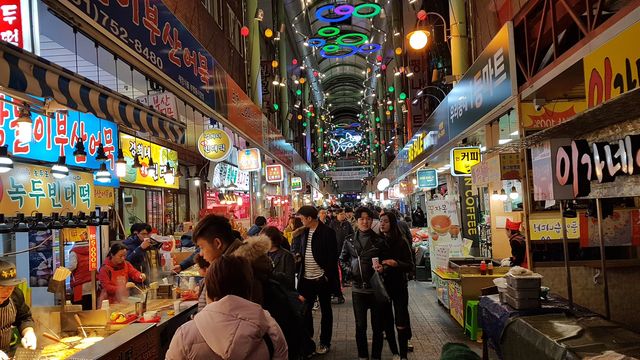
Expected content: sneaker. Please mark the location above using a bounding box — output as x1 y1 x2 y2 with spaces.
331 296 345 304
316 344 330 355
312 301 320 311
392 355 401 360
407 340 414 352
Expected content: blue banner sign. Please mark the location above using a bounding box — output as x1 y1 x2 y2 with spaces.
417 169 438 189
66 0 223 114
0 93 119 187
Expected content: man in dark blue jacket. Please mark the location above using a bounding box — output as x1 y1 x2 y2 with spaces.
123 223 159 281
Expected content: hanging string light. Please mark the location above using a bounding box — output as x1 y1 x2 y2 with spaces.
51 156 69 179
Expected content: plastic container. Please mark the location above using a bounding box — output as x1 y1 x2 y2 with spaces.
479 261 487 275
504 293 540 309
506 274 542 289
506 285 540 299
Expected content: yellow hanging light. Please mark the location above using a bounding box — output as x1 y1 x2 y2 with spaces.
394 47 403 55
271 60 279 68
299 77 306 84
265 28 273 38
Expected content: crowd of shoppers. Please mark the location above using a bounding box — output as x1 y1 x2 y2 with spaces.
105 203 420 359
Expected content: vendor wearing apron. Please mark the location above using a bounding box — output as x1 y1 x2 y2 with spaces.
502 219 528 269
0 260 36 359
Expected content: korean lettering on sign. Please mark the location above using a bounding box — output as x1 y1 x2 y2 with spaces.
447 23 514 138
0 0 23 48
0 93 120 187
584 21 640 108
67 0 217 108
529 217 580 241
119 133 178 189
266 164 283 183
417 169 438 189
450 147 481 176
0 163 94 214
136 92 178 120
555 135 640 198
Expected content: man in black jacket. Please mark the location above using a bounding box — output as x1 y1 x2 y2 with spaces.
330 208 353 303
295 205 339 355
341 207 389 360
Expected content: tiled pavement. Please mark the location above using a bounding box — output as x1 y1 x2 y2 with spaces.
310 281 484 360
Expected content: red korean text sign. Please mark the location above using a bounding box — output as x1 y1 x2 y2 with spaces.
88 226 98 271
0 0 23 48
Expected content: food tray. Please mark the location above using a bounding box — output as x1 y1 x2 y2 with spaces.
138 315 161 323
504 293 540 309
109 313 139 325
506 285 540 299
506 274 542 289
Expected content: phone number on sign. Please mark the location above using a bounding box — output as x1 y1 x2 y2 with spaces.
72 0 164 70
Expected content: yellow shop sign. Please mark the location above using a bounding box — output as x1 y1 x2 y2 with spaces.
0 163 94 215
198 128 233 162
584 21 640 108
450 147 481 176
120 133 179 189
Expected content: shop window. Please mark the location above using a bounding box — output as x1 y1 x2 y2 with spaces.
96 46 118 92
147 190 164 233
212 0 224 29
227 4 243 54
122 188 146 237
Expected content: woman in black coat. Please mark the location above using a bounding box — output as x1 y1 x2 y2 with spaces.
379 212 414 360
262 226 296 290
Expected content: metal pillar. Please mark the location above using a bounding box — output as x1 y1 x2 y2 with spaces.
246 0 262 106
450 0 470 79
393 73 405 148
596 198 611 319
368 110 377 175
277 0 290 139
559 200 574 308
376 76 387 168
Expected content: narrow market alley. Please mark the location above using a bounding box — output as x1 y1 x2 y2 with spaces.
313 282 483 359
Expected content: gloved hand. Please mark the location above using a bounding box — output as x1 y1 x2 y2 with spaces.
501 258 512 267
0 350 9 360
21 327 37 350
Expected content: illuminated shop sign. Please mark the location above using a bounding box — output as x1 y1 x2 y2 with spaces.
198 128 233 162
0 93 119 187
136 92 178 120
0 163 95 214
266 164 284 183
211 163 249 191
408 131 438 163
555 135 640 198
119 133 178 189
291 177 302 191
238 148 261 172
417 169 438 188
330 133 361 154
450 147 481 176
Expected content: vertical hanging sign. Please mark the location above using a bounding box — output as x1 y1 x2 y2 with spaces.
88 226 98 271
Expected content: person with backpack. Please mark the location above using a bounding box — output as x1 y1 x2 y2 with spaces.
166 255 288 359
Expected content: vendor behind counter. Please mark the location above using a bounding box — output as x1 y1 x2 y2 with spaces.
0 260 36 359
98 244 146 306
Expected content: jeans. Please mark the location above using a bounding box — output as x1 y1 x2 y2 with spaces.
298 277 333 347
383 284 411 357
352 291 384 359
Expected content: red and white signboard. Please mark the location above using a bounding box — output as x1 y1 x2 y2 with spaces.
137 92 179 120
88 226 98 271
266 164 284 183
0 0 26 49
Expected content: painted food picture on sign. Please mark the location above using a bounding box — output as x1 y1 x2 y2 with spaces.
120 133 178 189
580 210 640 247
29 230 53 287
426 200 463 272
238 148 262 172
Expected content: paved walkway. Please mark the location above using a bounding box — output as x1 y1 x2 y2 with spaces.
311 281 483 360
